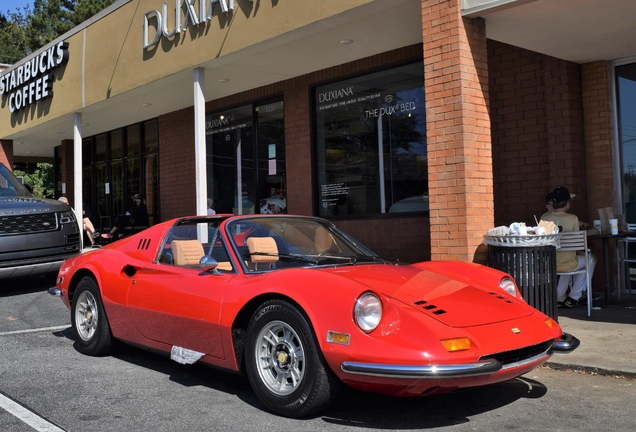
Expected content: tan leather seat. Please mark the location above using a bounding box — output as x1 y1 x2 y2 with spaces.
246 237 278 270
171 240 204 266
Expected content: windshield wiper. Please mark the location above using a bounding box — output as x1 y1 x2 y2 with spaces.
243 252 318 264
312 254 384 264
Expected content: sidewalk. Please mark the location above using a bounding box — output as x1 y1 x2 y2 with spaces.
545 293 636 378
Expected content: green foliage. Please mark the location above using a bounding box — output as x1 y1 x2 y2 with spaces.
0 0 114 62
13 162 55 198
0 8 30 64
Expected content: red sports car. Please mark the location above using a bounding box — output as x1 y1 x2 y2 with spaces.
49 215 578 418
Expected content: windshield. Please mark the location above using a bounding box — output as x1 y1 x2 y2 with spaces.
226 216 381 272
0 163 31 197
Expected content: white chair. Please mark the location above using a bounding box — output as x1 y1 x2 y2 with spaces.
556 230 593 316
616 223 636 298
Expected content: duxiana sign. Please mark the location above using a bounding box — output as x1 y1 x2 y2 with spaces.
143 0 254 49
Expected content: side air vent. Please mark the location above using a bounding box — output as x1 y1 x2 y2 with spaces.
413 300 447 315
137 238 152 250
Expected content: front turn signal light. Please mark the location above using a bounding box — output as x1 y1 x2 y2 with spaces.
440 337 473 352
544 317 557 329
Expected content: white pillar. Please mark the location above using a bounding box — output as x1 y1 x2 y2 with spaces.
73 113 83 248
194 68 207 216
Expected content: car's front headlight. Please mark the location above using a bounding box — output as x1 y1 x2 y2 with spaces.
59 210 76 224
354 292 382 332
500 277 517 297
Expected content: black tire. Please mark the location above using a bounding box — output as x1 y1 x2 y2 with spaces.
245 299 341 418
70 276 114 356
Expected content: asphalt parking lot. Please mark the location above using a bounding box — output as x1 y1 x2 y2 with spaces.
1 275 635 432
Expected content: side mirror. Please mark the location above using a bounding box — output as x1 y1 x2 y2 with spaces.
199 256 220 274
24 184 34 193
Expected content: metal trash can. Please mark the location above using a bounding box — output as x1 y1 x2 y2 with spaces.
484 234 560 321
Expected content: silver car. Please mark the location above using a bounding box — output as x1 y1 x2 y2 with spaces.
0 163 81 279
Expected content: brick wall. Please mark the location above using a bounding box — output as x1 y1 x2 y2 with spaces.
582 61 615 214
158 108 196 221
0 140 13 168
582 61 615 292
489 40 587 226
334 217 430 264
422 0 493 263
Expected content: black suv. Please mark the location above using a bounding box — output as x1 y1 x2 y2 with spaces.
0 163 81 279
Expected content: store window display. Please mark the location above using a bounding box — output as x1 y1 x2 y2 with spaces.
314 62 427 217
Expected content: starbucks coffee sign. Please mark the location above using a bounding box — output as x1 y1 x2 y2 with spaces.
0 41 69 113
144 0 254 49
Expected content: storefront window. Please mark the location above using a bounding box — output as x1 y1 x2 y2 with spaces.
314 62 427 217
80 120 159 229
206 100 285 215
616 63 636 222
256 101 286 214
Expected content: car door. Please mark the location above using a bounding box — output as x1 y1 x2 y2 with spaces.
126 223 236 359
126 263 234 359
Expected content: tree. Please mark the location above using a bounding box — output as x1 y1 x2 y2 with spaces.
12 162 55 198
0 0 114 62
26 0 114 53
0 8 30 65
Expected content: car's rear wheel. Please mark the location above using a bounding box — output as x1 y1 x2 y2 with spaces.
71 276 113 356
245 299 340 418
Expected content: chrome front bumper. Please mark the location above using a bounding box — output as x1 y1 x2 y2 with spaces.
341 359 502 379
48 287 61 296
551 332 580 353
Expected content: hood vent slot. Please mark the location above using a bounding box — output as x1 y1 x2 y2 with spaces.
413 300 447 315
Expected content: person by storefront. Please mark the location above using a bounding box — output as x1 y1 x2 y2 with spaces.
540 186 596 307
103 194 148 239
58 197 100 247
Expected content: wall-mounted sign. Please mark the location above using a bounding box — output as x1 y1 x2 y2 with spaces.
143 0 254 49
0 41 69 113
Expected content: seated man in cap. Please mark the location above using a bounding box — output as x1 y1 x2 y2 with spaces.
540 186 596 307
542 190 589 229
103 194 149 239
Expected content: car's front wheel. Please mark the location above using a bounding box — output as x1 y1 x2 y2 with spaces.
245 299 340 418
71 276 113 356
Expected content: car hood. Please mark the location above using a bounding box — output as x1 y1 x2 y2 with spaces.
0 197 68 217
322 264 533 328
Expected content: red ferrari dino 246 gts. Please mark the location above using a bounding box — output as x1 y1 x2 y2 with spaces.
50 215 578 418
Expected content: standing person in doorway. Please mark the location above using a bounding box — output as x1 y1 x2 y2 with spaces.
207 198 216 215
103 194 149 239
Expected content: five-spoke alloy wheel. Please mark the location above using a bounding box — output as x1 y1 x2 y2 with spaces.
71 276 113 356
245 299 340 418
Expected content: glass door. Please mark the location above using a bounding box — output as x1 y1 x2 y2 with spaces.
616 63 636 222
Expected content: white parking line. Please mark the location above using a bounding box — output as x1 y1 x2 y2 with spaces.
0 393 65 432
0 326 68 337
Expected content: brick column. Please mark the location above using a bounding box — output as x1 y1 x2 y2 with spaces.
582 61 615 294
0 140 13 168
582 61 615 214
422 0 493 263
284 82 313 215
544 58 587 216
